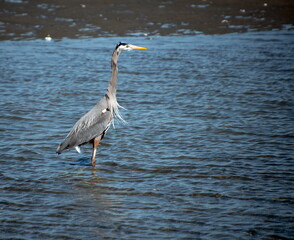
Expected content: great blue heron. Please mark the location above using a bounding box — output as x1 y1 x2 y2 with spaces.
56 42 147 167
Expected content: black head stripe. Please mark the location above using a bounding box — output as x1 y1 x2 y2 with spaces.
116 42 128 49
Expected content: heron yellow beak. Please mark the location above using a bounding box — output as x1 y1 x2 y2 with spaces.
129 44 147 50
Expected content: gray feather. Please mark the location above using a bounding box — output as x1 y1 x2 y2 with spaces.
56 97 112 154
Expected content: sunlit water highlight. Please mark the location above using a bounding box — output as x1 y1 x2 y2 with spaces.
0 31 293 239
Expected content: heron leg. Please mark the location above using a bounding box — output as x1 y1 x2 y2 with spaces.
91 136 101 168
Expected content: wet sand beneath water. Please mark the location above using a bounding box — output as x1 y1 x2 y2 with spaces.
0 0 293 40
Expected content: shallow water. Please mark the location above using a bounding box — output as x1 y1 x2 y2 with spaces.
1 31 294 239
1 0 293 40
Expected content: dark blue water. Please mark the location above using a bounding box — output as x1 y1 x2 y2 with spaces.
1 31 293 239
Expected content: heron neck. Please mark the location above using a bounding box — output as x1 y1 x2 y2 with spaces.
107 49 120 97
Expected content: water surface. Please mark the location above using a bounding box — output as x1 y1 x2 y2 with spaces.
0 31 294 239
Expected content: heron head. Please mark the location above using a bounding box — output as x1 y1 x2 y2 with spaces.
115 42 147 51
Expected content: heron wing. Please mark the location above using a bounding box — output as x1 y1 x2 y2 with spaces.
56 97 112 153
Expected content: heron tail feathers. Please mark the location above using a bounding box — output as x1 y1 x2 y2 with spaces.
56 137 72 154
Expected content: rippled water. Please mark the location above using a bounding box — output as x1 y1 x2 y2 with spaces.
1 31 294 239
